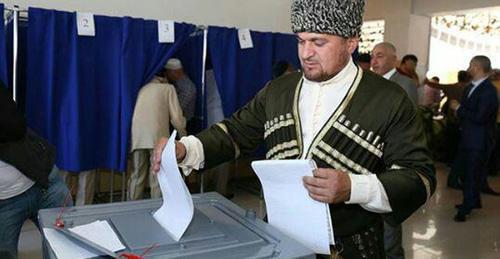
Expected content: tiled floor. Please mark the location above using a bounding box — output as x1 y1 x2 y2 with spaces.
402 163 500 259
18 162 500 258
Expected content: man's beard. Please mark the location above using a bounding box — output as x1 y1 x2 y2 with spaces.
303 69 336 82
301 55 348 82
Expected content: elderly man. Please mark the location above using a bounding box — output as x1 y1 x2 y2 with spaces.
165 59 197 124
154 0 435 258
128 71 187 200
371 42 418 104
371 41 420 259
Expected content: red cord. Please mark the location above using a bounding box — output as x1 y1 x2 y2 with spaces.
119 243 158 259
139 243 157 257
54 190 73 228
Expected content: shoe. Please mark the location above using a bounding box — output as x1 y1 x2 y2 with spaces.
453 212 467 222
455 203 482 210
481 187 500 196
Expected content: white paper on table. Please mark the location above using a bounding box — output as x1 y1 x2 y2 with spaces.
251 159 334 255
43 228 98 259
153 130 194 241
69 220 125 252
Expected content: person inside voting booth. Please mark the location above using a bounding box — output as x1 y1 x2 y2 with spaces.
128 68 187 201
165 58 197 132
153 0 436 258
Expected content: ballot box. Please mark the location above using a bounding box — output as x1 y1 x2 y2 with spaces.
38 192 315 258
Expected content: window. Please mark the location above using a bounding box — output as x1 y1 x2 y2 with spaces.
428 10 500 83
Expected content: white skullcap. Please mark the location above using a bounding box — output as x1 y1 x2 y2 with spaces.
165 58 183 70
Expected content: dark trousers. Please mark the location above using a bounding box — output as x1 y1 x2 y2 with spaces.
459 148 488 213
448 150 465 188
487 124 500 176
384 222 404 259
445 122 460 164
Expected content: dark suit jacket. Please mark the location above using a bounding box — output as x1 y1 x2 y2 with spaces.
457 79 498 152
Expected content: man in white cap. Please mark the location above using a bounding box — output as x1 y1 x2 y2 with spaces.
153 1 435 258
165 58 197 125
128 71 186 200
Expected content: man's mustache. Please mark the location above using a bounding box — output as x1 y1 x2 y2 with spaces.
302 58 319 63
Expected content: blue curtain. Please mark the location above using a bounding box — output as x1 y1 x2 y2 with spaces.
208 26 299 117
26 7 195 172
272 32 300 71
0 4 8 86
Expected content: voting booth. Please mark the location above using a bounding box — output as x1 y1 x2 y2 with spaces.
38 192 315 258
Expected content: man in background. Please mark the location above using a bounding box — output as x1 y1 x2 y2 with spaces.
450 56 498 222
371 41 420 259
371 42 418 104
128 71 186 200
398 54 419 85
357 53 371 70
165 59 197 131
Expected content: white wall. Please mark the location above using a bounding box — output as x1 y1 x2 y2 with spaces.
408 14 432 79
0 0 293 33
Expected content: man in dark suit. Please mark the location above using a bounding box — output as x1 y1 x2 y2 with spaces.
450 55 499 222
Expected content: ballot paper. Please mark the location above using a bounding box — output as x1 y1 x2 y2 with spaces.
153 130 194 241
43 220 125 259
251 159 334 255
69 220 125 252
43 228 99 259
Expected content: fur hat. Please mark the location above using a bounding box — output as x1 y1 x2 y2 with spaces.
291 0 365 38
